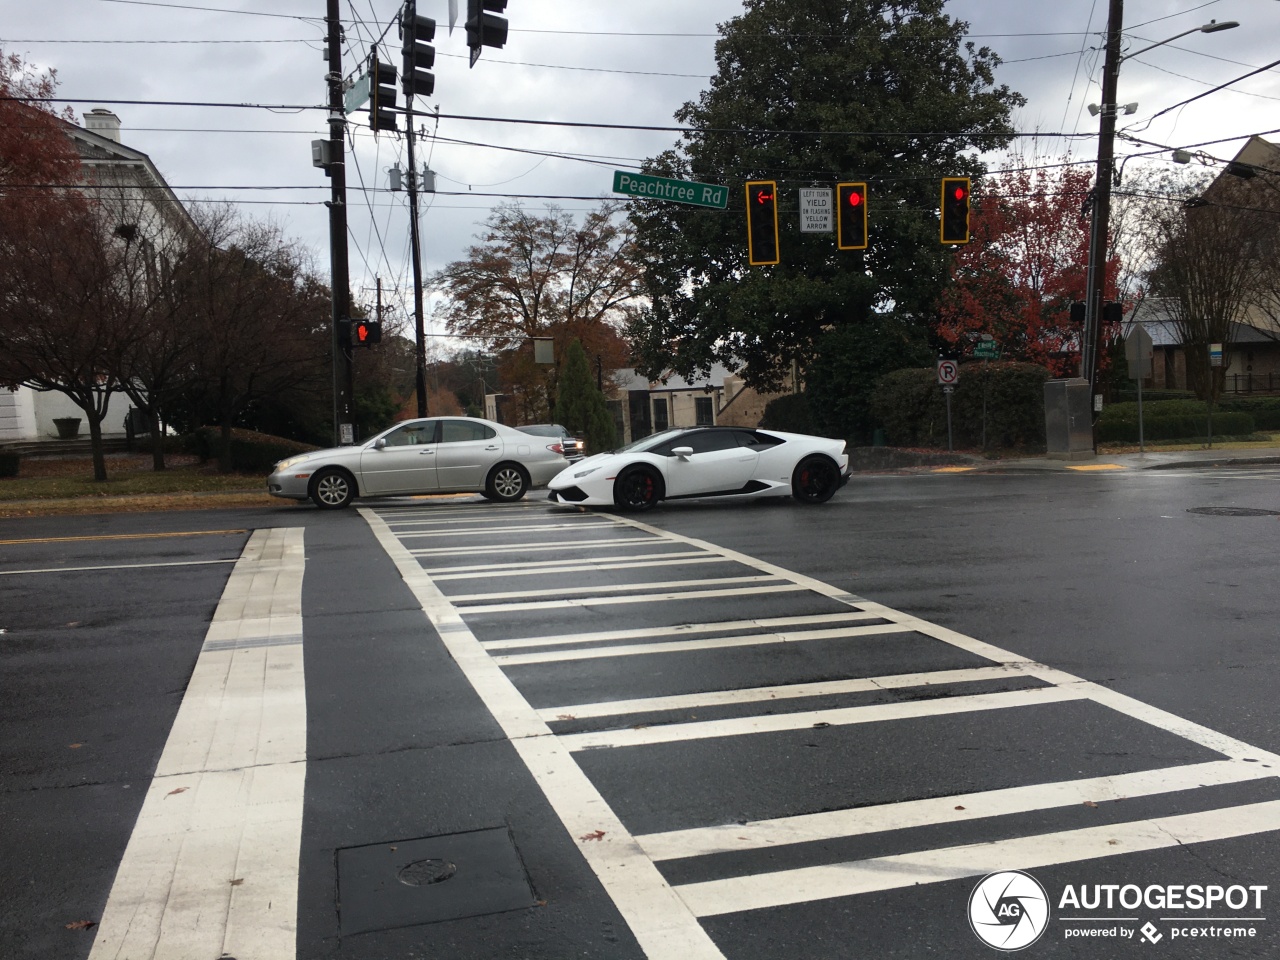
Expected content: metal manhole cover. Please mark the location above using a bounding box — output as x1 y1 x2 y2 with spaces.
1187 506 1280 517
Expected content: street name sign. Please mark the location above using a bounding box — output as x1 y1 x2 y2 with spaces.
1209 343 1224 368
973 341 999 360
344 73 371 114
612 171 729 209
799 188 833 233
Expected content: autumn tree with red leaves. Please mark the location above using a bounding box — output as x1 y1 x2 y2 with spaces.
936 157 1121 376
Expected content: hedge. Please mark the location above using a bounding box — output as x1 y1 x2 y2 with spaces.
760 393 816 435
0 451 19 478
1095 412 1255 443
185 427 320 473
1218 396 1280 430
870 362 1051 450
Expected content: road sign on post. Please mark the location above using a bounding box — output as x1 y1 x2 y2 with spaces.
1125 324 1153 379
937 359 959 385
612 171 728 209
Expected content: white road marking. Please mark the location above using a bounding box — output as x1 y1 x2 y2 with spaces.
425 549 708 575
396 521 615 538
558 686 1087 751
637 759 1276 861
360 508 727 960
483 611 885 651
461 582 808 614
449 574 781 603
429 554 726 580
409 536 664 557
673 799 1280 917
89 527 306 960
539 665 1032 720
493 622 915 665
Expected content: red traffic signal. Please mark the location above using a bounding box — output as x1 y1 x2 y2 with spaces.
351 318 382 346
745 180 780 266
836 182 868 250
940 177 971 244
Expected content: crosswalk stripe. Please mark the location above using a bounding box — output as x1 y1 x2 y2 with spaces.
493 621 911 665
636 759 1276 861
461 582 807 614
558 685 1086 750
396 521 613 538
89 528 307 960
539 665 1031 720
429 554 726 580
673 799 1280 917
449 574 780 603
483 611 883 651
425 549 708 576
409 536 663 557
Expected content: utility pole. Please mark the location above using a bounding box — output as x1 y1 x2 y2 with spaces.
1082 0 1124 421
325 0 355 444
405 113 428 417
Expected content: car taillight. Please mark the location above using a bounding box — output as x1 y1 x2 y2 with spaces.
548 443 564 455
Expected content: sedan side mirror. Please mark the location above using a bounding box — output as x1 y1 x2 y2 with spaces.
672 446 694 459
374 438 387 450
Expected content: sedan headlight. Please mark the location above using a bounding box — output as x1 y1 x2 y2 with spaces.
573 466 601 479
274 455 312 471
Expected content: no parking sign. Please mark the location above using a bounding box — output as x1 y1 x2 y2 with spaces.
937 359 959 386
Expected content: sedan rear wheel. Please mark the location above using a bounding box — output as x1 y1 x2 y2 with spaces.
791 455 840 504
310 467 355 509
614 465 662 511
486 463 530 502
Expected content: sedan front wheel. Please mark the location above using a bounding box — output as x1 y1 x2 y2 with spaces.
310 468 356 509
614 465 662 511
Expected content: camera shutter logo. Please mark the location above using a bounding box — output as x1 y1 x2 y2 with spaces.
969 870 1050 951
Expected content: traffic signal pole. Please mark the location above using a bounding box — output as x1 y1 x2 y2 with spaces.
325 0 355 444
1082 0 1124 412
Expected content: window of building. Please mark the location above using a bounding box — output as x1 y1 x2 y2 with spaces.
695 396 714 425
653 398 669 432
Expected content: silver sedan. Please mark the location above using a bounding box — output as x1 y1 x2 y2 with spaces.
267 416 570 509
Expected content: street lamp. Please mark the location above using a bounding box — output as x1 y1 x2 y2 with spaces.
1081 8 1239 431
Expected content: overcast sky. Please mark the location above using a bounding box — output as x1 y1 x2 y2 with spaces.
7 0 1280 341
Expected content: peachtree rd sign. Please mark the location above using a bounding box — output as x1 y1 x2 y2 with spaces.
612 171 729 209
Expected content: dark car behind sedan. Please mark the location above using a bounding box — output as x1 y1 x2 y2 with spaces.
518 423 584 461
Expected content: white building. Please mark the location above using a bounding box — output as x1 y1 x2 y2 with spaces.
0 109 192 443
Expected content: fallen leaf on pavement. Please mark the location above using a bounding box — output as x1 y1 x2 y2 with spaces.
166 787 189 797
579 830 606 842
65 920 97 931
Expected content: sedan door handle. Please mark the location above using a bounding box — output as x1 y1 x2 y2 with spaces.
419 449 435 455
485 445 499 450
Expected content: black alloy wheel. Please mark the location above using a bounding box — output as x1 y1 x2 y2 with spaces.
614 465 662 511
791 455 840 504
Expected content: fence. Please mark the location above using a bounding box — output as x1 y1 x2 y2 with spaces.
1223 372 1280 394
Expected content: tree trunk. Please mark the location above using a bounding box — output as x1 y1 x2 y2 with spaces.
218 420 235 473
86 414 108 481
148 409 166 471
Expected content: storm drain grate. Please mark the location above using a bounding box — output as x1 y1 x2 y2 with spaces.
336 826 536 936
1187 506 1280 517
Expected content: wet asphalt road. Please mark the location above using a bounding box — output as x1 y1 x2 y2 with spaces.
2 465 1279 960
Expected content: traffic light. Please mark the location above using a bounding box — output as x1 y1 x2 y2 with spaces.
940 177 970 244
369 55 398 132
466 0 508 68
836 182 868 250
351 318 382 346
745 181 780 266
401 1 436 98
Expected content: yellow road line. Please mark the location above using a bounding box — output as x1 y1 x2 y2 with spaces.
0 529 247 546
1065 464 1126 471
